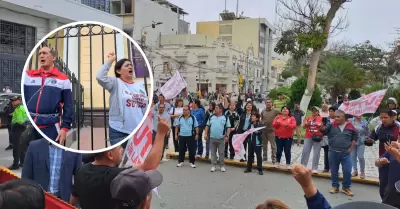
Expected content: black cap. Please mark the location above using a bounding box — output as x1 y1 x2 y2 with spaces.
10 95 21 101
110 168 163 207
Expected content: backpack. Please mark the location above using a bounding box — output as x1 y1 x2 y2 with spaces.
177 115 196 136
208 114 229 135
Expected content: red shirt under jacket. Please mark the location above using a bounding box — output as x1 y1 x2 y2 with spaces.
272 115 297 139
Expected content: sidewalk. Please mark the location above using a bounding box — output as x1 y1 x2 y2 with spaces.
67 126 111 151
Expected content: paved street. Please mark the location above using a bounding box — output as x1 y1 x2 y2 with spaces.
150 160 380 209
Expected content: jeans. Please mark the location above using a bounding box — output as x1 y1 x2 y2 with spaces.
329 150 352 189
196 127 204 155
275 137 293 165
351 144 365 173
178 136 196 164
300 138 321 170
109 127 129 148
210 138 225 166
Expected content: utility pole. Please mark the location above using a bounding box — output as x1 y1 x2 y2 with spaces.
198 62 201 92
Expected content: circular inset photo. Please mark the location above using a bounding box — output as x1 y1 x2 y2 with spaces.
21 21 153 153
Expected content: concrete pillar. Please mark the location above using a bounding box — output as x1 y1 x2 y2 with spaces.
48 19 58 32
176 7 180 34
63 27 79 75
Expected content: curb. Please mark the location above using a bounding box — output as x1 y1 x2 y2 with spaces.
166 153 379 186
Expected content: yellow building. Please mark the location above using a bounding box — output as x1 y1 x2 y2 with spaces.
196 12 274 92
27 25 151 109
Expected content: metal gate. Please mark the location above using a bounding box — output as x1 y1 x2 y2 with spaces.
28 24 143 150
0 20 36 93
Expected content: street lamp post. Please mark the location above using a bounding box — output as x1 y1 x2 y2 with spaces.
140 21 163 48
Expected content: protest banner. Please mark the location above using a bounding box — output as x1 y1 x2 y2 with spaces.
124 111 153 165
232 126 265 152
159 71 187 99
338 89 387 116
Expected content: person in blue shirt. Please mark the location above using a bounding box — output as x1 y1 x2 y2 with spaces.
175 105 199 168
204 103 231 172
244 111 263 175
191 99 206 157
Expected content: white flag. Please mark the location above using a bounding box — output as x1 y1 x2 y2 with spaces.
159 71 187 99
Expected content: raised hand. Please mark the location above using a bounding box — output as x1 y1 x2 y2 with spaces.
107 52 116 63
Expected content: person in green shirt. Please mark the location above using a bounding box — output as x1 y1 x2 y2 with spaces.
273 93 291 111
8 95 29 170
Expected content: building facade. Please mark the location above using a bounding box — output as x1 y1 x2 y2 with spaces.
196 14 274 92
148 34 263 93
133 0 189 47
0 0 122 93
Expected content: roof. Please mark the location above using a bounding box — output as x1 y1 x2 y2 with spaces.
152 0 188 15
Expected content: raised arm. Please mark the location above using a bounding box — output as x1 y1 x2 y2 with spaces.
96 52 117 91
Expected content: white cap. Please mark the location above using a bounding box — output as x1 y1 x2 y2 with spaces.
246 98 252 102
388 97 398 105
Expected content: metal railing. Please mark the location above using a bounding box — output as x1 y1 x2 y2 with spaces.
27 24 142 150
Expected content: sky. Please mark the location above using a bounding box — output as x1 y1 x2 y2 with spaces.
167 0 400 49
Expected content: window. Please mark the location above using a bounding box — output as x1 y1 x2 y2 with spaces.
218 61 227 72
0 20 36 55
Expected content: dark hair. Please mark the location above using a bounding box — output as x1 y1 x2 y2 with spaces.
251 111 261 119
245 101 253 109
216 103 224 110
281 105 292 116
194 99 203 109
114 58 132 78
328 106 337 112
175 98 183 107
209 102 216 110
0 179 45 209
380 108 397 117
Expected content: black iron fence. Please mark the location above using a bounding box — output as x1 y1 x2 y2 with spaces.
27 24 142 150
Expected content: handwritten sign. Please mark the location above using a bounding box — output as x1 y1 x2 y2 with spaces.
159 71 187 99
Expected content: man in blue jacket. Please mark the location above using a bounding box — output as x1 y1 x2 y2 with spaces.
23 47 74 145
21 138 82 203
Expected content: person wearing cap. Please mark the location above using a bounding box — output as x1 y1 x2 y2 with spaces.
8 96 29 170
386 97 399 122
260 98 280 164
320 109 357 196
70 117 170 209
110 167 163 209
300 106 323 173
0 97 15 151
23 46 73 145
273 93 290 111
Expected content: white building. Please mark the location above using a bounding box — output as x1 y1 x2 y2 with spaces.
0 0 123 93
147 34 263 93
133 0 189 47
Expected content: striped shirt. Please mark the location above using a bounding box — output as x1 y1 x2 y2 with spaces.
48 144 63 195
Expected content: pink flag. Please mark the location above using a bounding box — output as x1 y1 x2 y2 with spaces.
232 127 265 152
339 89 387 116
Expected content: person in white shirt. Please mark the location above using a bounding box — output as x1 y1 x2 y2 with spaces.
96 52 148 148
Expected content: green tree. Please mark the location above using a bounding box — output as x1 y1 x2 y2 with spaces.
290 77 322 109
275 0 351 112
268 87 292 100
317 57 365 102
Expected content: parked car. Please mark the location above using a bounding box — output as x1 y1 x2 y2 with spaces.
0 93 21 128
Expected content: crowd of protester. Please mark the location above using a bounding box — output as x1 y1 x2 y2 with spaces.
1 85 400 208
